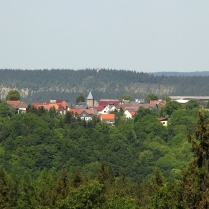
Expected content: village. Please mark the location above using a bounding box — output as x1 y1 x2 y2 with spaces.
6 91 209 127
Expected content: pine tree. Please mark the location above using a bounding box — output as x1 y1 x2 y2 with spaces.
70 169 85 188
54 168 69 203
182 111 209 208
0 166 10 209
17 171 36 209
96 162 115 188
36 168 56 208
64 111 73 124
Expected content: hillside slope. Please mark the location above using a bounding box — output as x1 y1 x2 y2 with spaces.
0 69 208 103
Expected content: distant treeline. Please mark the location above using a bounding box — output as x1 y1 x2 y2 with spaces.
150 71 209 76
1 69 209 103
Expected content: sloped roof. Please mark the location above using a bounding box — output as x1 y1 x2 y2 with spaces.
32 103 61 110
129 111 137 116
150 100 160 105
87 91 94 100
157 117 168 121
7 100 28 108
83 109 96 115
94 106 105 111
98 100 120 107
70 109 84 115
7 100 20 107
100 114 115 121
17 101 28 108
56 102 67 109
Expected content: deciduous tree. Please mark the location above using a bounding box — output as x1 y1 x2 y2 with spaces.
6 90 20 101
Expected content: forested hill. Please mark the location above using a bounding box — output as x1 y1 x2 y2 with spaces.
150 71 209 76
0 69 209 103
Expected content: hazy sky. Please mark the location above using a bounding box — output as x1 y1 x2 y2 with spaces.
1 1 209 72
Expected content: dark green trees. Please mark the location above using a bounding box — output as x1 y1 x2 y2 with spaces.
119 94 133 101
0 166 9 208
162 100 182 116
150 111 209 208
6 90 20 101
76 93 85 104
145 94 158 103
183 111 209 208
185 100 199 109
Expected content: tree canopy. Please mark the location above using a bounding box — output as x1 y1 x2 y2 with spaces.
0 96 208 208
119 94 133 101
76 93 85 104
6 90 20 101
145 94 158 103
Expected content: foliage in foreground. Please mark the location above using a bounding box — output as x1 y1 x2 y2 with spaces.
0 101 209 208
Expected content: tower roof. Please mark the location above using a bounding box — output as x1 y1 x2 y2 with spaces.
87 91 93 100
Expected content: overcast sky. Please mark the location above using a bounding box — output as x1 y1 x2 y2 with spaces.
1 0 209 72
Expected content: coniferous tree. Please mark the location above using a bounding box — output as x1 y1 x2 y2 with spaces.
0 166 10 209
76 93 85 104
54 168 69 203
17 171 36 209
8 173 20 208
182 111 209 208
64 111 73 124
36 168 56 208
70 169 85 188
96 162 115 187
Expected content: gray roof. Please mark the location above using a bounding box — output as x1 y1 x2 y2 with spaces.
87 91 93 100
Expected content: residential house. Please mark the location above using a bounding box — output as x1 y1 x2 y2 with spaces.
69 109 84 116
69 109 97 121
99 104 116 114
100 113 115 125
79 109 97 121
7 100 28 113
98 99 120 107
157 117 168 126
50 99 71 114
75 102 87 109
124 110 137 119
32 99 70 115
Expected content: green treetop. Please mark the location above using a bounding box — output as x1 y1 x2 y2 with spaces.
6 90 20 101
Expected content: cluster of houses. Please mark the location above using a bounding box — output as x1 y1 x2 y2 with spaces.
6 91 168 126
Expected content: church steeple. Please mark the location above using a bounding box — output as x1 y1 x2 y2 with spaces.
86 91 94 106
87 91 93 100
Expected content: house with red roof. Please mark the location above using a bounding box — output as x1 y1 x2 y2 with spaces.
98 99 120 107
157 117 168 126
32 99 71 115
100 113 115 125
124 110 137 119
69 109 97 120
7 100 28 113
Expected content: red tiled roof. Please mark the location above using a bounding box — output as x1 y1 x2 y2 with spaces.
150 100 160 105
83 109 95 115
129 111 137 116
98 100 120 107
100 114 115 121
7 100 20 106
56 102 67 109
70 109 84 115
32 103 61 110
94 106 105 111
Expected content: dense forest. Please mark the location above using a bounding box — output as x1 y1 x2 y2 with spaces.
151 71 209 76
1 99 209 208
1 69 209 103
